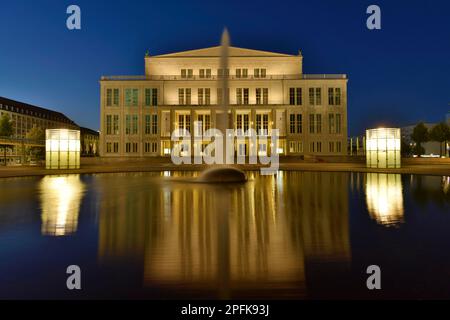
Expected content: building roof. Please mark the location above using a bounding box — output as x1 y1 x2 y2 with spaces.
0 96 77 126
80 126 99 136
150 46 297 58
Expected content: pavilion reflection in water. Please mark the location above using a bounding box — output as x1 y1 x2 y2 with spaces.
97 171 350 298
39 175 86 236
365 173 404 226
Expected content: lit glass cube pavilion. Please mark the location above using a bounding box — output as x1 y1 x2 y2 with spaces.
366 128 401 168
45 129 80 169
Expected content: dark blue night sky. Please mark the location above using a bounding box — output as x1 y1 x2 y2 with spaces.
1 0 449 135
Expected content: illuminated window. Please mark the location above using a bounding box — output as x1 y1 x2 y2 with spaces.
309 88 321 106
106 89 112 106
145 88 157 106
151 114 158 135
125 89 138 106
45 129 80 169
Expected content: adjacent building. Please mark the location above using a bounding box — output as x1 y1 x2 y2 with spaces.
0 97 98 164
100 46 348 158
80 127 99 156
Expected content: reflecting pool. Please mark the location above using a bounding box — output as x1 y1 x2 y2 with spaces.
0 172 449 299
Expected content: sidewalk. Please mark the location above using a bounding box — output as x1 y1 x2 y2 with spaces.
0 157 449 178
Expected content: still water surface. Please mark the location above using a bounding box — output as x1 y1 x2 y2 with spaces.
0 171 449 299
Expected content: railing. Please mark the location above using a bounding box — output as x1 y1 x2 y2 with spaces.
101 74 347 81
0 136 45 146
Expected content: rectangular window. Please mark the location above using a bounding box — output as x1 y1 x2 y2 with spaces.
186 89 191 105
316 114 322 134
144 142 150 153
296 114 302 134
309 88 315 105
113 142 119 153
335 88 341 105
309 88 321 106
181 69 193 78
106 89 112 106
256 114 262 134
296 88 302 105
206 69 211 78
254 69 260 78
256 88 261 105
261 68 266 78
217 88 222 105
205 88 210 105
243 88 249 105
113 115 119 135
328 88 334 105
152 88 158 106
290 114 302 134
329 141 335 153
236 69 241 78
263 88 268 104
132 143 138 153
242 69 248 78
143 88 158 106
309 114 315 133
132 115 138 134
113 89 119 106
289 114 295 134
151 142 157 153
289 88 295 105
336 114 341 134
106 115 112 135
145 115 151 134
218 69 229 77
125 89 138 106
179 88 184 105
329 113 335 134
337 141 342 152
126 142 131 153
178 114 190 135
198 88 204 105
145 88 151 106
106 142 112 153
236 114 249 133
125 115 131 135
236 88 242 105
152 114 158 135
199 69 205 78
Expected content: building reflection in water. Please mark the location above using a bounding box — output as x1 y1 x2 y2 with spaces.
97 171 350 298
39 175 86 236
365 173 404 226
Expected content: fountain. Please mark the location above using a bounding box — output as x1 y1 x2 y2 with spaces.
197 28 247 183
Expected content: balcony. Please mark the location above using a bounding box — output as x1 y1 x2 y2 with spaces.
100 74 347 81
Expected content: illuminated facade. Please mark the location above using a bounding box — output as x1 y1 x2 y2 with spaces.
366 128 401 168
100 46 348 158
45 129 80 169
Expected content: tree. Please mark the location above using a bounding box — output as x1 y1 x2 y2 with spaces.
0 114 14 166
401 138 412 157
26 126 45 161
411 122 429 157
429 122 450 157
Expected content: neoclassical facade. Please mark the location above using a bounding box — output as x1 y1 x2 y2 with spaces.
99 46 348 157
